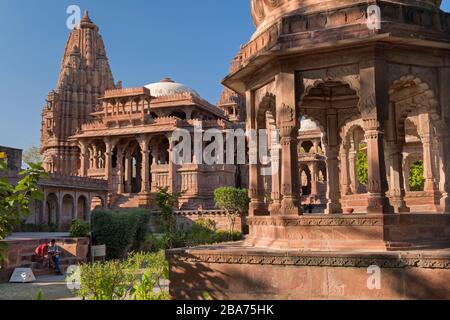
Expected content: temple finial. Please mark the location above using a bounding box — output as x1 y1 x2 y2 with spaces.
82 10 92 23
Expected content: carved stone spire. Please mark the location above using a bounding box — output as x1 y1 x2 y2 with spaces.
41 11 115 175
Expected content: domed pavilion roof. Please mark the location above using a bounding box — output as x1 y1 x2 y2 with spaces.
144 78 201 98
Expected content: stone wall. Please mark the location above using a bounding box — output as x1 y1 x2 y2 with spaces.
0 146 22 184
0 237 89 283
147 210 244 233
167 246 450 300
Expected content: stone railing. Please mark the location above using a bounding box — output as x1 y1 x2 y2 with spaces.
39 174 108 191
232 22 280 72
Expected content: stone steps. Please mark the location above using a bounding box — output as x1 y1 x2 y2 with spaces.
110 194 142 209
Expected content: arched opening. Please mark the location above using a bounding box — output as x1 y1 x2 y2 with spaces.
300 79 360 214
61 194 75 231
150 135 170 191
77 195 89 221
387 75 441 212
300 141 314 154
300 165 312 196
46 193 59 228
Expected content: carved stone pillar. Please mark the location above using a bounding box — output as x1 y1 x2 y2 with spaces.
117 149 125 194
139 137 150 193
268 142 281 214
167 135 175 193
386 142 409 213
277 71 302 216
125 155 132 193
325 145 342 214
79 141 89 177
104 139 115 190
419 119 438 193
348 147 358 194
247 90 267 216
279 126 302 215
310 162 319 199
340 145 351 196
363 117 393 214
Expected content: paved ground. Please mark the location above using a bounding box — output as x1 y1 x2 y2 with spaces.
0 275 79 300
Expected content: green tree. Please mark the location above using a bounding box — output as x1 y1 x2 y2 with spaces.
22 146 43 167
214 187 249 239
155 187 184 249
409 160 425 192
0 157 47 258
356 143 368 186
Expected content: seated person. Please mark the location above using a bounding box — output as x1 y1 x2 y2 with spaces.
34 241 49 268
48 239 63 275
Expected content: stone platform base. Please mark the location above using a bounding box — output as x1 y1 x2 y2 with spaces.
246 214 450 251
166 244 450 300
0 235 89 283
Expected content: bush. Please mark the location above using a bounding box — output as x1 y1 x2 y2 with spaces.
214 187 249 239
91 210 150 259
78 259 135 300
70 219 90 238
130 210 151 252
77 251 169 300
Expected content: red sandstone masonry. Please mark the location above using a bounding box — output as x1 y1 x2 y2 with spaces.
0 237 89 282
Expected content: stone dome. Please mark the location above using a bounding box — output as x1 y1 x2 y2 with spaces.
144 78 201 98
251 0 442 36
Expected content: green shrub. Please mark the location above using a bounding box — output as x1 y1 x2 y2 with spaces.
70 219 90 238
91 210 150 259
214 187 249 239
356 143 368 186
77 251 169 301
78 259 135 300
128 209 151 252
409 160 425 192
214 230 243 243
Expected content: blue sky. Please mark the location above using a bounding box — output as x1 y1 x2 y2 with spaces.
0 1 449 151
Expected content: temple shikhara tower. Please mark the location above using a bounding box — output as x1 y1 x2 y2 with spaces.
41 12 116 176
168 0 450 299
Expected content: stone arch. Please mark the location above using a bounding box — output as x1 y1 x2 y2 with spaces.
46 193 59 227
61 194 75 230
389 75 440 139
302 77 360 101
257 93 276 126
339 118 367 196
389 75 441 195
299 164 312 196
77 195 89 221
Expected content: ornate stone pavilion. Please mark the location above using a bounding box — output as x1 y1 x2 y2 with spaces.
167 0 450 299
